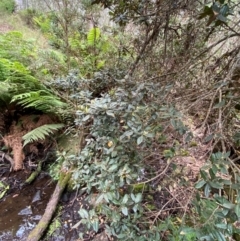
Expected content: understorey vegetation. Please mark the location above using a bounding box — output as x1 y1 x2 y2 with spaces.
1 0 240 240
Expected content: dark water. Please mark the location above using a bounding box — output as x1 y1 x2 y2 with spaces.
0 175 56 241
0 170 86 241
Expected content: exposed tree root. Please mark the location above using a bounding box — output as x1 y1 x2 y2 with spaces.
26 169 71 241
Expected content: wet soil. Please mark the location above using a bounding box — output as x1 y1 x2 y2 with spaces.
0 165 85 241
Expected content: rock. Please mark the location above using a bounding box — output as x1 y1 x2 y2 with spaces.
32 190 41 203
18 206 33 216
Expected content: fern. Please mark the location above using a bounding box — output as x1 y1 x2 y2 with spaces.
11 90 68 112
39 49 66 64
0 31 35 64
0 58 43 92
22 123 64 146
87 27 100 46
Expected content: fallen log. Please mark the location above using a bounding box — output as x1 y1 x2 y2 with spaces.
26 169 71 241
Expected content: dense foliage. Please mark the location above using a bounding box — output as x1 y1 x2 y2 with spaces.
0 0 15 14
1 0 240 240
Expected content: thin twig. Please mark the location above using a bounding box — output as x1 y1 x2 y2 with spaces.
201 87 220 129
136 162 171 185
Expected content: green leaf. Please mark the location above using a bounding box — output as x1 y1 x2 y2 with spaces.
200 170 209 180
96 194 104 204
180 227 196 236
170 119 177 129
217 14 227 22
132 204 138 213
0 189 7 199
92 220 99 232
137 135 144 145
79 209 89 219
221 201 235 210
122 194 129 204
120 130 133 140
125 130 133 137
214 195 235 209
235 204 240 218
195 179 206 189
108 164 118 172
130 193 142 203
204 183 211 197
106 110 115 118
97 60 105 69
209 181 223 189
213 230 226 241
215 223 227 229
134 193 142 203
212 3 221 14
121 206 128 216
103 193 109 202
220 4 229 16
87 27 100 45
111 151 118 158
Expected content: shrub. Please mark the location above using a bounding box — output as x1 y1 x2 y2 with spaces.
19 8 40 27
50 69 190 240
0 0 15 14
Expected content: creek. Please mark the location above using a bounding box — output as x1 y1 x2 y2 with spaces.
0 170 82 241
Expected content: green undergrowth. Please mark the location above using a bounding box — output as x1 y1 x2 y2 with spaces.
0 13 48 48
0 0 15 14
2 3 240 241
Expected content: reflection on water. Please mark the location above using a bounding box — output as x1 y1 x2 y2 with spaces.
0 176 55 240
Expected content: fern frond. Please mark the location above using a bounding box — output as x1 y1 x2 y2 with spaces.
87 27 100 45
39 49 66 64
11 90 68 112
0 58 43 93
22 123 64 146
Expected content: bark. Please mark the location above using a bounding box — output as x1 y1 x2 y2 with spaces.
26 170 71 241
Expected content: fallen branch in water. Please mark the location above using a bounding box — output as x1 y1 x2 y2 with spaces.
25 152 55 185
24 160 43 185
26 169 71 241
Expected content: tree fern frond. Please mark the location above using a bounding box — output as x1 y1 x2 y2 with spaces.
38 49 66 64
11 90 68 112
22 123 64 146
0 58 43 92
87 27 100 46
